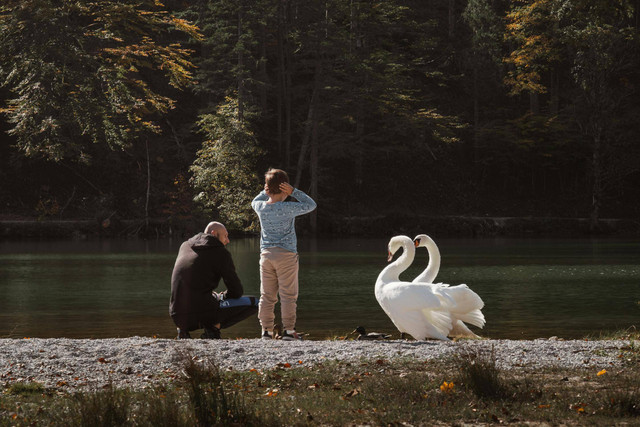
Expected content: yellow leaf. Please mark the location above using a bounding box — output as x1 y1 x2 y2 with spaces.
440 381 454 393
597 369 607 376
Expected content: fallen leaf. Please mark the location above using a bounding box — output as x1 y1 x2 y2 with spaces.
597 369 607 376
571 404 586 413
440 381 455 393
342 388 360 399
265 388 279 397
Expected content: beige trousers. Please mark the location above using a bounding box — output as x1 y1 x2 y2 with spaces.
258 247 299 332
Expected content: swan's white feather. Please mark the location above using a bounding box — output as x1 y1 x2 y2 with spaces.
412 234 486 338
375 235 454 341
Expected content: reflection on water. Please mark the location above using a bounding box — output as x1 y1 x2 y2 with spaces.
0 237 638 340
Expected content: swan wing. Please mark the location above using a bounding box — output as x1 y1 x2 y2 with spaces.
438 284 486 329
377 282 443 311
386 306 452 341
376 282 453 340
440 284 484 310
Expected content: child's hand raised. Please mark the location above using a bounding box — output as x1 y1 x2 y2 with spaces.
279 182 294 196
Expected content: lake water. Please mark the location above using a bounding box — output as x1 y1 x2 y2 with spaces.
0 236 638 340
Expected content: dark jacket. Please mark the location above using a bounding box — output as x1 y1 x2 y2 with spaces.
170 233 243 317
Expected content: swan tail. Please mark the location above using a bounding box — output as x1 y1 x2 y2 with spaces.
445 285 485 313
449 320 480 338
421 308 453 340
456 309 486 329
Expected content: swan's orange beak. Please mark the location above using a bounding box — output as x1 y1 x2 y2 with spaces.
387 251 393 262
414 239 420 247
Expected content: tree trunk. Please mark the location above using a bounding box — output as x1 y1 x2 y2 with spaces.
351 0 365 187
550 70 559 115
259 20 268 113
276 0 285 160
350 0 355 54
473 64 479 166
144 138 151 229
590 131 603 231
529 91 540 114
309 104 319 233
354 101 365 188
237 5 245 123
294 54 322 186
294 84 318 188
284 1 293 169
448 0 455 39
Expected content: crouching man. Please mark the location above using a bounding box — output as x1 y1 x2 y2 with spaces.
170 221 258 339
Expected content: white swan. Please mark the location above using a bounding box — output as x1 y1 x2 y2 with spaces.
412 234 486 338
375 235 453 340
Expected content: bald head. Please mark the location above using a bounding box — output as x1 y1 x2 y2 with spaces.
204 221 230 246
205 221 225 234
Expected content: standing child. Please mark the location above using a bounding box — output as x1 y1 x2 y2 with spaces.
251 168 317 340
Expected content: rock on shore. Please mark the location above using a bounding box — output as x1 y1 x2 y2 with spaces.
0 337 630 391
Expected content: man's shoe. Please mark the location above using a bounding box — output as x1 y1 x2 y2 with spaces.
177 328 191 339
201 327 221 339
261 330 273 340
281 330 302 341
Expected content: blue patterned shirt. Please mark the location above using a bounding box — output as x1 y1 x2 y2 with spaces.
251 189 317 253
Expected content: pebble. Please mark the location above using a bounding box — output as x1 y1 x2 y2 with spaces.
0 337 630 391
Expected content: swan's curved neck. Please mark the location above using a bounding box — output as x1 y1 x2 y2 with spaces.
377 239 415 286
414 236 441 283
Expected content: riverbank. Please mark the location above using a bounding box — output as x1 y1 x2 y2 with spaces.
0 337 632 392
1 214 639 238
2 337 639 425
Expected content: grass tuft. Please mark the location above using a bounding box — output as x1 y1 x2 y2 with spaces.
587 325 640 341
6 382 45 396
599 373 640 418
71 386 131 427
457 347 509 400
181 352 271 426
135 388 189 427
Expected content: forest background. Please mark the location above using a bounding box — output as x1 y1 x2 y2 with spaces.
1 0 639 236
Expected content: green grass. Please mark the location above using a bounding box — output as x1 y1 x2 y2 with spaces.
1 340 640 426
586 325 640 341
5 382 45 396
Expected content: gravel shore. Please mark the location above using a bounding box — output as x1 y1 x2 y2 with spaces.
0 337 631 392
